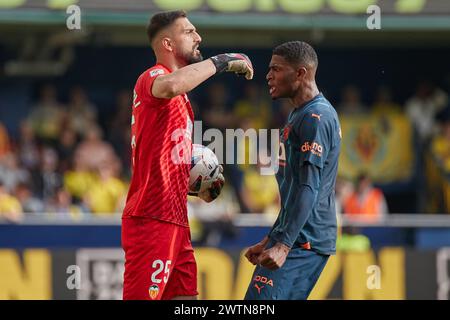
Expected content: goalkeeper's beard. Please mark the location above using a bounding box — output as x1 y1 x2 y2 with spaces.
183 49 203 65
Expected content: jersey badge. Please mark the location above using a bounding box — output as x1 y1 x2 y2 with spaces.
149 284 159 299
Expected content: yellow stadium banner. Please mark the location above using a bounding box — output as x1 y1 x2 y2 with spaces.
339 114 414 183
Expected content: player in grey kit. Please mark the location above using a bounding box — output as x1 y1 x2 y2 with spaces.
245 41 342 300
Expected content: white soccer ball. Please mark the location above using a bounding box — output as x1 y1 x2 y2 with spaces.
189 144 220 194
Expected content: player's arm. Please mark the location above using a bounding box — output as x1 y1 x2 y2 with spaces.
152 53 254 99
152 59 215 99
269 163 320 248
258 163 321 270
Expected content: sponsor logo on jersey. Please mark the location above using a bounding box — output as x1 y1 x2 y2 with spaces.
254 283 264 294
149 284 159 299
253 275 274 287
301 141 323 157
312 113 322 121
149 69 164 77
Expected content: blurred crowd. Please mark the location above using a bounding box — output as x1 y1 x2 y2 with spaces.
0 85 131 222
0 80 449 228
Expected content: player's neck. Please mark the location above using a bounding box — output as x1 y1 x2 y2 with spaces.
156 55 186 72
291 81 320 108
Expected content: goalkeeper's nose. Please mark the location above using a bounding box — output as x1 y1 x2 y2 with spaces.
194 31 202 44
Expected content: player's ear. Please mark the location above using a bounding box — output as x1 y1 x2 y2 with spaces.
162 37 173 52
297 66 307 80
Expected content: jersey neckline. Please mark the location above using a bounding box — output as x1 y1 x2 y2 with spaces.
154 62 172 73
288 92 324 122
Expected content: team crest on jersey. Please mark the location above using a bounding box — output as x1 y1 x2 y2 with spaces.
149 69 164 77
149 284 159 299
282 124 292 142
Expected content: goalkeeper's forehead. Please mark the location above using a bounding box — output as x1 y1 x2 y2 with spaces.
157 17 195 38
172 17 196 33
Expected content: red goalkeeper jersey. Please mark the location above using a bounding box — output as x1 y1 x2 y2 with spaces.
123 64 194 227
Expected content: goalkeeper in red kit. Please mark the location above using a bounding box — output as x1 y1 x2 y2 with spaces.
122 10 254 300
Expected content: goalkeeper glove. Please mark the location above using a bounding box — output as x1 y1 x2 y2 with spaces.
210 53 254 80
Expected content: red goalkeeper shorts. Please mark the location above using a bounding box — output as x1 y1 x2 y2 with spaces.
122 217 198 300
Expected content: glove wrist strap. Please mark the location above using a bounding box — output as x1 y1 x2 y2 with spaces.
210 55 228 74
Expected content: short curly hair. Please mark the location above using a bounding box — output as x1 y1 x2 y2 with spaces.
273 41 318 68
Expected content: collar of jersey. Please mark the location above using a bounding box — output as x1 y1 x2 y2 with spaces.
155 62 172 73
288 92 323 122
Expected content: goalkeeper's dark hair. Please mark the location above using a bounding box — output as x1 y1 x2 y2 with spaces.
273 41 318 69
147 10 187 46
